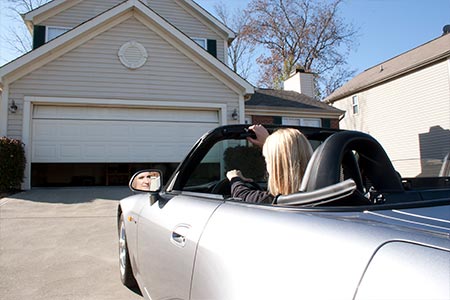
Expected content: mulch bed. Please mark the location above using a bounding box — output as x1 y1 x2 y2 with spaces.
0 190 19 199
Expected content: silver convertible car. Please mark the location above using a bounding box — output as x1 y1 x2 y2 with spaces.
117 125 450 300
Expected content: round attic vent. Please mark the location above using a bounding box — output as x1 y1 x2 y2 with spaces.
118 41 148 69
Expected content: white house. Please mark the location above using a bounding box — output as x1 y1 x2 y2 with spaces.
0 0 342 189
326 31 450 178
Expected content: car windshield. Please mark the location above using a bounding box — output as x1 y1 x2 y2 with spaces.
178 127 323 196
184 139 267 193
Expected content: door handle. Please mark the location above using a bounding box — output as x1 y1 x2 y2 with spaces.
172 232 186 246
171 224 191 247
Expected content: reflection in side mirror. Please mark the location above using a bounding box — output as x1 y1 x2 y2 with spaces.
129 169 162 193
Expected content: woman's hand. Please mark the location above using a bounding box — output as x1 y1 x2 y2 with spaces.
226 170 253 182
247 124 269 147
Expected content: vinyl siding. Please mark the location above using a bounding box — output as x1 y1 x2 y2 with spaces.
41 0 123 28
148 0 226 62
7 16 239 138
41 0 226 63
334 60 450 177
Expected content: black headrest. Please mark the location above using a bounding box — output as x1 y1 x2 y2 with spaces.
301 131 403 193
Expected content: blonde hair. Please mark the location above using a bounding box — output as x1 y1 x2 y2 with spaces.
262 128 313 196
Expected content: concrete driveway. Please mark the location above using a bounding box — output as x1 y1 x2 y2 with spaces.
0 187 142 300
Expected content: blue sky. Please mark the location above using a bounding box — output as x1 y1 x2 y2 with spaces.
196 0 450 75
1 0 449 77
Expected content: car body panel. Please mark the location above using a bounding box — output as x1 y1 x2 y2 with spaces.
363 206 450 238
119 193 148 270
355 242 450 300
122 193 223 299
189 201 450 299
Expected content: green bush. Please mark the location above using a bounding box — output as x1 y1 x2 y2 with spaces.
224 146 266 181
0 137 26 191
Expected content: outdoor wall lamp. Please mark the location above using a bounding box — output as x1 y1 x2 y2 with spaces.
232 108 238 120
9 100 18 113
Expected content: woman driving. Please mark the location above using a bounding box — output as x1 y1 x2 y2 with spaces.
227 125 313 203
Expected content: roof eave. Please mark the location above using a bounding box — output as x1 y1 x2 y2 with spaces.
178 0 236 40
23 0 83 26
245 105 344 118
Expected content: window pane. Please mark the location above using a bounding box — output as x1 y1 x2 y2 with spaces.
300 118 321 128
282 117 300 125
352 95 359 114
47 27 69 41
193 38 207 49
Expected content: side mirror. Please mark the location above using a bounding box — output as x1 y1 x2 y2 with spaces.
129 169 162 193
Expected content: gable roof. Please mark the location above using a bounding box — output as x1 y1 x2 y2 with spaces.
246 89 343 117
23 0 235 41
1 0 253 94
325 33 450 103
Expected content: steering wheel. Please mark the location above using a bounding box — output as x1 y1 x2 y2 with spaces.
211 178 263 196
211 178 231 195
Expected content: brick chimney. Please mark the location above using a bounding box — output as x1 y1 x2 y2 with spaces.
283 67 315 98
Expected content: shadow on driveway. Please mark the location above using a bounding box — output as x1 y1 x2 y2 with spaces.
0 186 142 300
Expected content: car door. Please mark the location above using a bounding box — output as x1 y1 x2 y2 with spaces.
136 193 223 300
135 131 261 299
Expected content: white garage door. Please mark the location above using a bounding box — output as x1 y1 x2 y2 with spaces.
31 105 219 163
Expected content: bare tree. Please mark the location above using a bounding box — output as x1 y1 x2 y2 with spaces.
214 2 256 81
8 0 49 13
242 0 357 98
2 0 50 60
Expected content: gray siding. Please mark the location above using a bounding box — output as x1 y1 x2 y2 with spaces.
41 0 226 63
8 16 239 138
41 0 123 28
334 60 450 177
148 0 226 62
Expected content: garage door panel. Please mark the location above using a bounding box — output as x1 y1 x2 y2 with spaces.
60 145 82 159
33 106 218 123
85 145 107 158
32 105 219 163
34 145 57 161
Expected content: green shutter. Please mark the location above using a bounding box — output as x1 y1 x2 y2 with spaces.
33 25 46 49
273 116 282 124
207 39 217 57
322 119 331 128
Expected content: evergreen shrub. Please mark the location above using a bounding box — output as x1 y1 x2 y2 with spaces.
0 137 26 191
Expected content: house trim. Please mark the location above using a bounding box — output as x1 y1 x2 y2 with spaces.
447 58 450 88
238 94 245 123
0 85 9 136
21 96 228 189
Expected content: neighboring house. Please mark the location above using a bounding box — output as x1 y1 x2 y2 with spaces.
325 32 450 178
246 69 343 128
0 0 341 189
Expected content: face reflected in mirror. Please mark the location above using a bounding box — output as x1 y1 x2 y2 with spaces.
131 170 161 192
